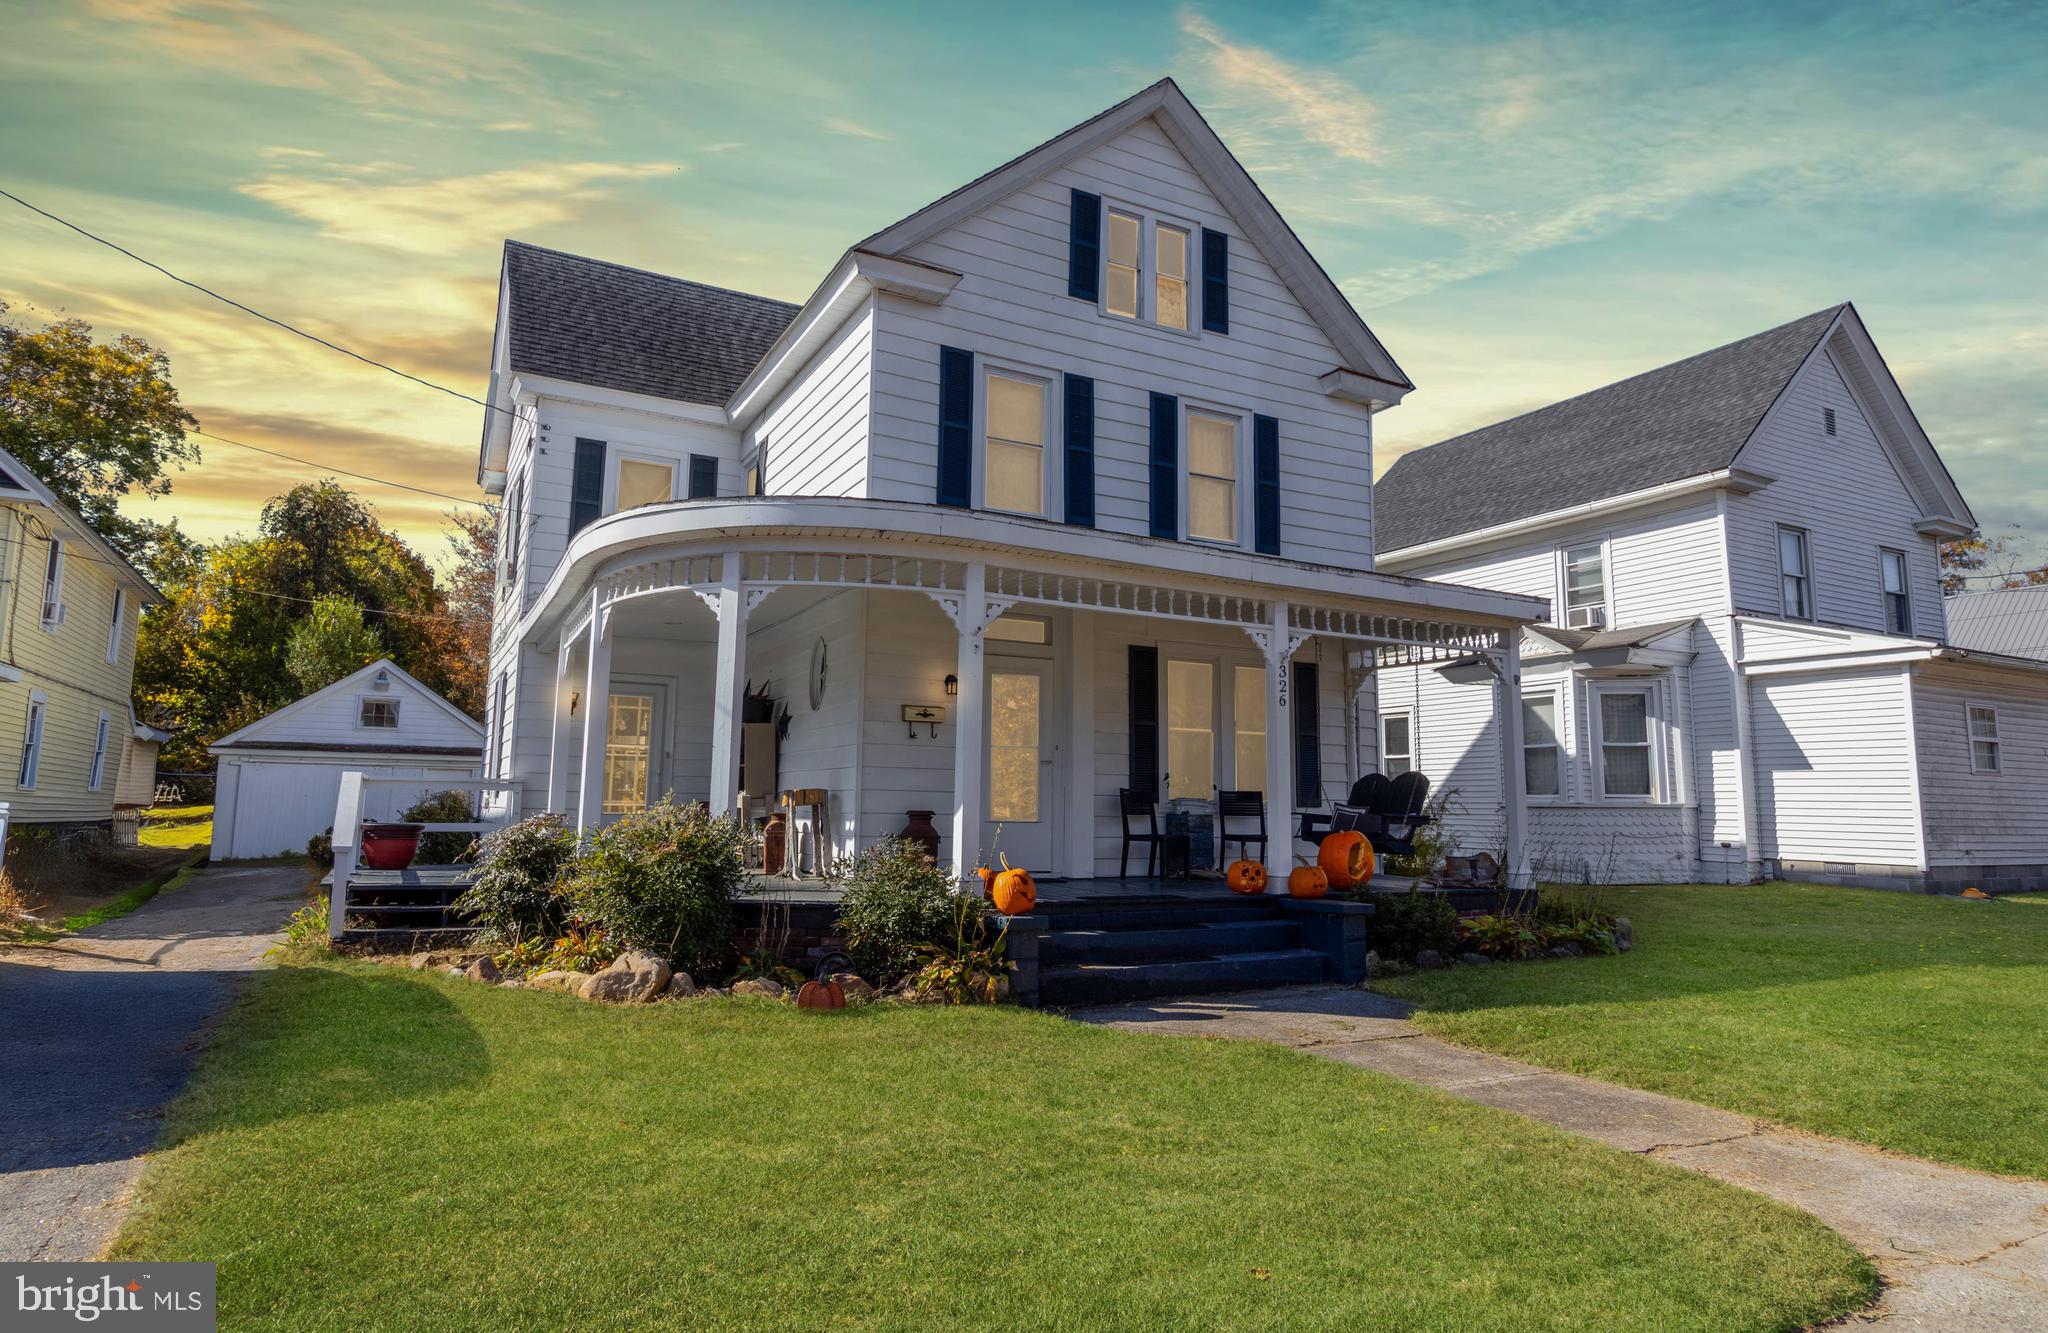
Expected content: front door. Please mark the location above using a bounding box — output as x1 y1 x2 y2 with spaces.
603 682 669 816
986 659 1057 871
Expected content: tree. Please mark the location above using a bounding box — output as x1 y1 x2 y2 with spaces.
285 595 384 695
1940 530 2048 595
435 507 496 719
0 302 199 559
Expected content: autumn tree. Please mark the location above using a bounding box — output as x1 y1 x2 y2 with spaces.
285 595 385 695
433 506 496 719
1940 530 2048 594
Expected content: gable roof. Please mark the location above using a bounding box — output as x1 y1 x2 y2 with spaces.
209 658 483 753
500 240 798 405
1944 585 2048 661
0 443 162 604
1377 307 1845 554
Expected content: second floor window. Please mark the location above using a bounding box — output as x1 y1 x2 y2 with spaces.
984 371 1047 516
1880 548 1910 634
1779 526 1813 620
615 457 675 511
107 588 126 664
1186 410 1237 544
1381 712 1413 778
1562 542 1607 629
40 538 63 627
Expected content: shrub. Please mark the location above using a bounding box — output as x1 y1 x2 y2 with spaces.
401 789 479 865
272 895 332 959
1533 889 1619 954
832 838 986 983
1383 787 1460 880
1360 887 1459 963
1455 913 1544 960
905 896 1013 1003
457 813 576 947
306 827 334 868
561 799 748 976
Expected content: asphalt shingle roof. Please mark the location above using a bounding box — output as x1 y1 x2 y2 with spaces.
502 240 799 405
1376 306 1845 553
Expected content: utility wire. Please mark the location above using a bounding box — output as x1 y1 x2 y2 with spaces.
193 429 493 510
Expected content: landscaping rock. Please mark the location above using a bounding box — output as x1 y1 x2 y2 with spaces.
1364 950 1382 978
831 973 875 1003
732 977 784 999
1613 917 1634 952
1456 952 1491 966
663 972 697 999
464 956 501 984
698 986 728 998
1547 946 1573 959
582 951 671 1003
1414 949 1446 969
528 970 580 992
408 951 436 970
1561 941 1586 957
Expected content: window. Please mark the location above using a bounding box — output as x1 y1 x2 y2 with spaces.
745 464 761 497
687 454 718 500
18 693 45 788
1232 665 1266 790
1523 694 1561 797
88 711 111 790
502 471 523 592
106 588 126 663
603 693 655 814
986 615 1049 644
40 538 63 627
1381 712 1413 778
1597 689 1653 798
988 670 1042 822
1968 704 2001 773
1155 224 1189 331
1561 542 1607 629
615 457 675 511
1165 658 1215 800
983 371 1046 516
358 697 400 729
1186 410 1237 544
1778 526 1813 620
490 674 509 779
1880 549 1911 635
1105 210 1141 319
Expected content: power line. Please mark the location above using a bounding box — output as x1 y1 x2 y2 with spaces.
193 428 493 510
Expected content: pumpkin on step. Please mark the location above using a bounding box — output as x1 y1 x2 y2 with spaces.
1287 862 1330 899
976 865 996 898
1318 830 1375 890
797 977 846 1010
991 857 1037 915
1226 859 1268 895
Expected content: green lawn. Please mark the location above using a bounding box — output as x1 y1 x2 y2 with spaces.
139 803 213 850
1378 882 2048 1178
113 959 1872 1330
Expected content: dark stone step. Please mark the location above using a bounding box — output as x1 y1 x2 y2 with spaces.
1034 899 1283 932
1041 918 1301 965
1039 948 1328 1007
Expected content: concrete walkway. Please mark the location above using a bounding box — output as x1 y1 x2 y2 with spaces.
1076 986 2048 1330
0 863 303 1261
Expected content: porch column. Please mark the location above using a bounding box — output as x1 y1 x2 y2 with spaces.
547 637 575 814
950 561 988 887
575 590 612 833
1263 600 1295 882
707 554 748 815
1496 635 1529 889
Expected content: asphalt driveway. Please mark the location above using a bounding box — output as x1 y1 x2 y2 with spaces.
0 862 304 1260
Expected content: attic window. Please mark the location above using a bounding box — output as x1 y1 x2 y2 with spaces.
358 697 401 729
1823 407 1836 436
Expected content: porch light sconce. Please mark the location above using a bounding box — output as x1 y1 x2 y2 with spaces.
944 674 958 697
903 704 945 739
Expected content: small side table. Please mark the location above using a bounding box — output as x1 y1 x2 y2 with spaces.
780 788 829 878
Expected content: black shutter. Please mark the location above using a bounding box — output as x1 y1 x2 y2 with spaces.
687 454 718 499
570 438 606 536
938 346 973 508
1128 645 1159 801
1253 414 1280 555
1063 373 1095 527
1149 392 1178 539
1068 189 1101 302
1201 228 1229 334
1293 661 1321 808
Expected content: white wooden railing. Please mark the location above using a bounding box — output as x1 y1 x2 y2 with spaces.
328 774 522 937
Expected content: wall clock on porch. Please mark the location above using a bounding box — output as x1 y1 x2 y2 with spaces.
808 637 828 711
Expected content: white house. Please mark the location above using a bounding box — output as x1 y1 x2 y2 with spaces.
1374 304 2048 893
471 79 1548 893
210 658 484 860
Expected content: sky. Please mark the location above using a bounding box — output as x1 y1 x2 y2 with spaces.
3 0 2043 571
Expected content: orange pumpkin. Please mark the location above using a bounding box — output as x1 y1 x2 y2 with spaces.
1318 830 1375 890
976 865 996 898
1226 859 1268 894
1287 863 1330 899
991 857 1037 915
797 977 846 1010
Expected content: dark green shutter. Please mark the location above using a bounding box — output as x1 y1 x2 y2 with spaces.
687 454 717 499
1149 392 1178 539
1253 414 1280 555
1129 645 1159 801
1068 189 1101 301
1201 228 1229 333
938 346 973 508
570 439 606 536
1293 662 1321 807
1063 373 1094 527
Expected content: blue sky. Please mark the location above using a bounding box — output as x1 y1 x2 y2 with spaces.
3 0 2042 565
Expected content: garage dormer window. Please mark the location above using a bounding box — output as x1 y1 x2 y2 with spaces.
358 697 400 729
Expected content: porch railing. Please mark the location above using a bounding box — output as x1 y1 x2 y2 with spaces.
327 774 522 938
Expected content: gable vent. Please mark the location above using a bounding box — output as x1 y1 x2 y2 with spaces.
1823 407 1836 436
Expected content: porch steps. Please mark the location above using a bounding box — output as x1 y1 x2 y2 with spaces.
1040 918 1301 964
1034 899 1335 1006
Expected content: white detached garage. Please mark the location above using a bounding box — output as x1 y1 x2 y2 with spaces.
209 659 483 860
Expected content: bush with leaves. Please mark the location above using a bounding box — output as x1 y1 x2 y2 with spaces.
401 789 479 865
561 799 749 976
832 838 987 983
306 827 334 868
456 812 576 947
1359 887 1460 963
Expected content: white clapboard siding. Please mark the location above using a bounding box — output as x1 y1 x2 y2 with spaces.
1751 668 1922 864
1729 351 1946 638
743 590 865 856
749 304 874 498
1911 671 2048 864
858 590 959 857
1374 660 1504 857
1690 617 1747 859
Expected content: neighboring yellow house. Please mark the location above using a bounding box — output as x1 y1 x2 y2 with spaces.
0 445 163 832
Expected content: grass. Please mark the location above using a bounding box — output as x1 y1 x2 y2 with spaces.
0 851 203 944
139 803 214 850
113 958 1873 1331
1377 882 2048 1179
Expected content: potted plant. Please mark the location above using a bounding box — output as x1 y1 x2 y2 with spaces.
360 821 426 870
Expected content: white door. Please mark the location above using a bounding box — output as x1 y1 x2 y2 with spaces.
986 659 1058 872
602 682 669 816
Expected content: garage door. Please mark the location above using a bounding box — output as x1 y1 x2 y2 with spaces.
220 762 472 859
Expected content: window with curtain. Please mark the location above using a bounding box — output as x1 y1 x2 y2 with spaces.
984 372 1046 515
1155 224 1189 330
1881 549 1910 634
1186 410 1237 544
1523 694 1560 797
1779 527 1813 620
1381 713 1412 778
1166 658 1215 800
1969 704 2001 773
1105 211 1141 319
1232 665 1265 790
1598 690 1652 797
616 457 674 511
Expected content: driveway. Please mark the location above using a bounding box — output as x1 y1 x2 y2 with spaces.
0 862 304 1261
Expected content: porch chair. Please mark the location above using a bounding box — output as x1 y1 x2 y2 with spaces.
1297 773 1391 843
1118 788 1164 878
1368 772 1436 860
1214 789 1268 866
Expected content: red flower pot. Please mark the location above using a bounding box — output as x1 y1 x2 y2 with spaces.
360 822 425 871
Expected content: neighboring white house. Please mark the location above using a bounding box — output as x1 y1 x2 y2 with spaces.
209 659 484 860
1375 304 2048 893
472 79 1548 890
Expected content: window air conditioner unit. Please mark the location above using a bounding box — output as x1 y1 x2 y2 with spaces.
42 601 64 626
